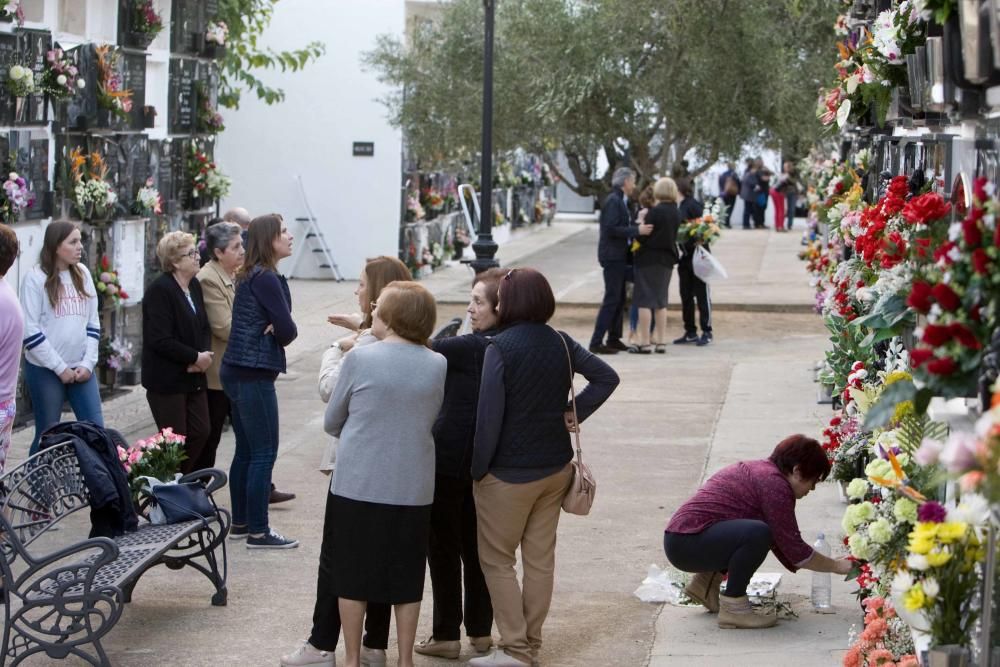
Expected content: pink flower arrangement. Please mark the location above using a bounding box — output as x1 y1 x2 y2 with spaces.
118 427 188 504
1 171 35 223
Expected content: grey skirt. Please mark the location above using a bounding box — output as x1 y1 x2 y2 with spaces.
634 264 672 309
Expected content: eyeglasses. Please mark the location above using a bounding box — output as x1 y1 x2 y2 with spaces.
185 249 200 258
504 269 516 280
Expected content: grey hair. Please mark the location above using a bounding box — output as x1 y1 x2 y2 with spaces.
222 207 251 227
205 222 242 259
611 167 635 188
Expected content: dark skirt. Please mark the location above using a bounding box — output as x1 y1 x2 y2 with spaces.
329 493 432 604
633 264 671 309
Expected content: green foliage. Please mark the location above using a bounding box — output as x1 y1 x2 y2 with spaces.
822 314 875 394
216 0 325 109
364 0 840 197
895 413 949 454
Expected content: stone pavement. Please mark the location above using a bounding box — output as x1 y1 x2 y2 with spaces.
7 218 859 666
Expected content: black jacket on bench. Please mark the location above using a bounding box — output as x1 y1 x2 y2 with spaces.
40 421 138 538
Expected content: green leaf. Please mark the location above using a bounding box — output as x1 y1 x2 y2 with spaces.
863 380 917 430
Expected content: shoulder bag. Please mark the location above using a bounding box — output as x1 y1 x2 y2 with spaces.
557 332 596 515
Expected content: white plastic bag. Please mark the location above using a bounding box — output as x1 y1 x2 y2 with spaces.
136 474 182 525
633 564 685 604
692 245 728 283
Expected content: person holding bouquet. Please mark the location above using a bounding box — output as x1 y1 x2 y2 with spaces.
674 180 713 346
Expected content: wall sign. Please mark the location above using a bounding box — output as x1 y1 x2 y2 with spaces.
353 142 374 157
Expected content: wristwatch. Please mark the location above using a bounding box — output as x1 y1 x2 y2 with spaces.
330 341 342 351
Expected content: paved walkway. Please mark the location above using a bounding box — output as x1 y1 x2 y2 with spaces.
7 218 858 666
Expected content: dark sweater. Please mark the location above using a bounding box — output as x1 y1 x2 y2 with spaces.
141 273 210 394
431 330 496 480
472 324 620 482
222 267 296 381
635 202 681 267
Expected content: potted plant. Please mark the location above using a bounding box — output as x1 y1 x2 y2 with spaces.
98 335 133 387
126 0 164 50
203 20 228 58
187 142 230 208
68 147 118 223
0 171 35 224
40 48 86 105
1 1 22 25
5 62 34 123
94 45 133 127
195 81 224 134
133 178 162 217
117 428 187 510
93 255 129 309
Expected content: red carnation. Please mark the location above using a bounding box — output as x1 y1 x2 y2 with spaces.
922 324 953 347
974 176 989 201
971 304 983 322
995 224 1000 248
910 348 934 366
934 241 956 264
835 181 844 194
902 192 951 225
931 283 961 311
949 323 982 350
927 356 958 375
963 218 982 247
907 281 933 313
913 237 932 259
973 248 990 274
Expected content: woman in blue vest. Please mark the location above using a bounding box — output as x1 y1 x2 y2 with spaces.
469 268 620 667
221 214 298 549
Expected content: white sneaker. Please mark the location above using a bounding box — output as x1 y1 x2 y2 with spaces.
360 647 387 666
280 641 335 667
467 649 528 666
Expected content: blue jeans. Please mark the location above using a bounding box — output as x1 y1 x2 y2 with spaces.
24 362 104 455
221 372 279 534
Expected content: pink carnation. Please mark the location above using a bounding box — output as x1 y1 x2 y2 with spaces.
867 648 895 665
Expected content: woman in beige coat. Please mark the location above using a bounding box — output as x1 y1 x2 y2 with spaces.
195 222 243 471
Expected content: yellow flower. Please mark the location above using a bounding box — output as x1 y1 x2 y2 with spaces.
912 522 940 540
936 522 968 544
908 536 934 555
903 585 927 611
925 549 952 567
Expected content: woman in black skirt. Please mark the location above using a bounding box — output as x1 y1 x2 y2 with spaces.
630 177 681 354
325 281 447 667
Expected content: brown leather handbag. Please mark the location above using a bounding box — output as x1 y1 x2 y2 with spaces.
558 332 596 515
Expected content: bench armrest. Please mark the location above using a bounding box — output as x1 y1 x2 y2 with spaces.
14 536 119 594
177 468 228 495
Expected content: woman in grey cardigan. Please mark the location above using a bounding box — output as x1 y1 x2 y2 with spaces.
325 280 445 667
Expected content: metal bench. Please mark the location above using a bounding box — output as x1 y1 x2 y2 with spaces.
0 443 231 666
433 316 463 340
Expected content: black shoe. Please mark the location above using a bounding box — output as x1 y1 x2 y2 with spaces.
673 334 699 344
606 340 629 351
589 344 620 355
269 485 296 504
627 345 652 354
696 332 713 346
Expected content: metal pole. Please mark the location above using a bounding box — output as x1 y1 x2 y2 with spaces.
470 0 499 273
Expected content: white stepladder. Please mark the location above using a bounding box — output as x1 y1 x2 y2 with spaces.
287 174 344 281
457 183 480 244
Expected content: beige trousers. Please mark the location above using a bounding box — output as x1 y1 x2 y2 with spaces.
473 465 573 665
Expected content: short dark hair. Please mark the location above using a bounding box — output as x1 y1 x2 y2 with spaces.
768 434 831 482
497 268 555 326
0 224 18 275
677 178 694 198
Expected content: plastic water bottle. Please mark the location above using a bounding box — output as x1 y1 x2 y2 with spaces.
811 533 832 610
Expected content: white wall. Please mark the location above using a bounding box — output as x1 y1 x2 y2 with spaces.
217 0 405 280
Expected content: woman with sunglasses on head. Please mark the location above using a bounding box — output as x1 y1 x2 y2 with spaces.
413 267 507 662
20 221 104 455
470 268 620 667
221 214 298 549
141 231 212 472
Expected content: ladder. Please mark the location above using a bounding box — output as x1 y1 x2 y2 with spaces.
288 174 344 281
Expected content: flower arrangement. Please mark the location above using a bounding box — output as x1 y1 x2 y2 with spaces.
6 63 34 98
843 597 919 667
188 143 231 201
117 427 187 505
68 147 118 221
99 335 133 371
2 1 23 25
131 0 164 39
93 255 129 307
205 21 228 45
1 171 35 224
420 188 445 214
94 45 133 120
134 178 162 216
41 48 86 101
405 193 425 222
678 216 721 246
196 82 225 134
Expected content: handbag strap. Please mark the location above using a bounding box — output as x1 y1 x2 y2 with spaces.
556 330 583 464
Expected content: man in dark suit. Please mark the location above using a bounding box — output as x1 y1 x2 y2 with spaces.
717 162 739 229
589 167 650 354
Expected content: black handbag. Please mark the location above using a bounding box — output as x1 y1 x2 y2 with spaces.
150 482 215 524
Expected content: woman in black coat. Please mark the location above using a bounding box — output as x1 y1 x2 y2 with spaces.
631 177 681 354
416 267 506 660
141 231 213 473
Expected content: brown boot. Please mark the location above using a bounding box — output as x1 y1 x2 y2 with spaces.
683 571 723 613
717 595 777 629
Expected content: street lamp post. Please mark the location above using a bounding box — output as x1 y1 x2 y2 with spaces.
470 0 499 274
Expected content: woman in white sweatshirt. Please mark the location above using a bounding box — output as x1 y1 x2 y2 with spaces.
20 221 103 454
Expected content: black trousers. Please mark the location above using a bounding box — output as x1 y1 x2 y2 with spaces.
721 195 737 227
146 389 209 475
741 199 752 229
751 202 767 228
195 388 229 471
678 261 712 336
428 474 493 640
590 260 628 347
309 491 392 651
663 520 772 598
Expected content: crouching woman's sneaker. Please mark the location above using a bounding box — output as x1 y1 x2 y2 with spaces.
280 641 334 667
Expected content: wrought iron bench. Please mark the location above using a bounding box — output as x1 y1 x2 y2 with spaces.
0 442 231 666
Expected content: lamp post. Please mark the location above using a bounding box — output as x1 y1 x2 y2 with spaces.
470 0 499 273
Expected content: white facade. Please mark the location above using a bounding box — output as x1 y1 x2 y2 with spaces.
217 0 407 280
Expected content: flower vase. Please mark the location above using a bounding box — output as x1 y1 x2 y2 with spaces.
836 481 850 504
13 96 26 124
126 31 157 50
203 43 227 59
99 366 117 388
451 242 465 261
928 645 970 667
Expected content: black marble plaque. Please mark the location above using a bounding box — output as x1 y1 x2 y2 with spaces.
114 134 149 210
149 140 175 209
63 44 97 130
26 138 48 220
168 57 196 134
0 32 19 126
121 51 146 130
16 29 51 126
170 0 203 55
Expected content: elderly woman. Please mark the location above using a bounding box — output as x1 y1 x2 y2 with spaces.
194 222 243 471
470 268 619 667
664 435 853 629
630 177 681 354
142 231 213 473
